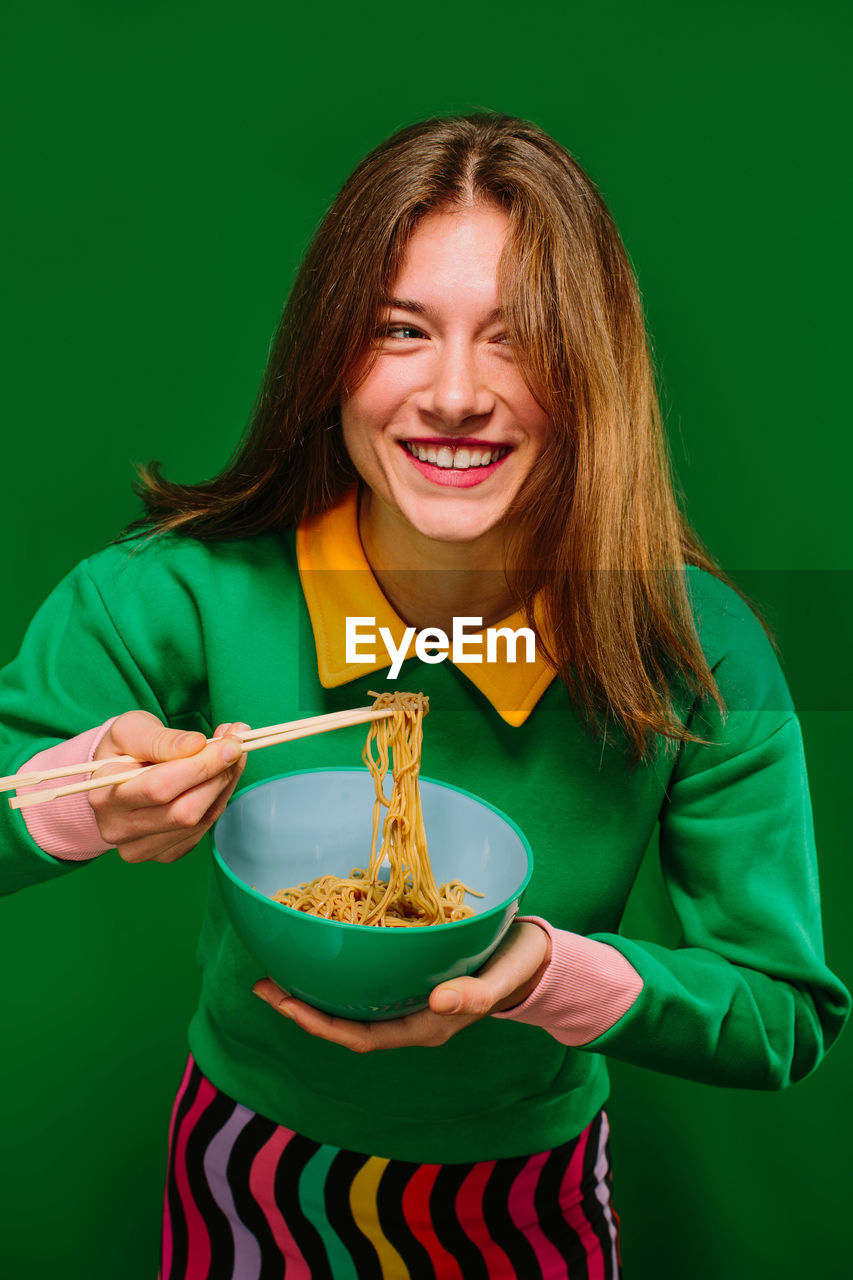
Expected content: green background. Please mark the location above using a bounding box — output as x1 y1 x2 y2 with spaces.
2 2 850 1275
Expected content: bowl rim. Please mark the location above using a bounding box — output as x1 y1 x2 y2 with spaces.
212 767 534 936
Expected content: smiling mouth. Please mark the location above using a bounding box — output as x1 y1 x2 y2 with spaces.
401 441 511 471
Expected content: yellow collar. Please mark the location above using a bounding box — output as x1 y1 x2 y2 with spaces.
296 489 556 726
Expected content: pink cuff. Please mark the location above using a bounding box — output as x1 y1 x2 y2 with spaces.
15 720 118 860
492 915 644 1046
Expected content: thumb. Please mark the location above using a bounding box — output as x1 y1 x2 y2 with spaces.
429 922 551 1018
430 975 495 1017
108 710 207 763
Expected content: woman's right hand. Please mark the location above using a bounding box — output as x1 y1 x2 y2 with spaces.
89 710 248 864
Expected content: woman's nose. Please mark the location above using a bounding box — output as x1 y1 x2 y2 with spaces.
421 342 494 426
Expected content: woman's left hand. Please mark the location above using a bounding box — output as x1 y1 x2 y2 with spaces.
252 920 551 1052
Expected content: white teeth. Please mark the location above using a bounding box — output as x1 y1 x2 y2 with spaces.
404 442 508 469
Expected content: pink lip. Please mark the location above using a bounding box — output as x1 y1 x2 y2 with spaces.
399 442 511 488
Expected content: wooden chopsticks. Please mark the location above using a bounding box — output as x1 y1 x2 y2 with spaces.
4 704 393 811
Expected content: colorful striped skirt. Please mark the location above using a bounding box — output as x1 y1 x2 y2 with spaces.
161 1056 620 1279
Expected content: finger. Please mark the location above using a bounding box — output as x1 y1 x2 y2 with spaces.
204 723 250 812
153 727 248 827
94 759 241 841
198 754 246 825
146 835 204 864
143 766 247 861
203 723 250 800
117 827 205 864
252 981 474 1051
93 733 244 814
115 788 235 861
213 721 250 740
213 724 250 794
253 980 377 1052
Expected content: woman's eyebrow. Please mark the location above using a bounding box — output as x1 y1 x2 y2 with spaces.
384 297 505 325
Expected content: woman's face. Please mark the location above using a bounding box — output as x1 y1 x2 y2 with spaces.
341 204 553 553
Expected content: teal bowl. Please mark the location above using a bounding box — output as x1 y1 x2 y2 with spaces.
212 768 533 1020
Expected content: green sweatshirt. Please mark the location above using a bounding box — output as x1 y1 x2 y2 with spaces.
0 524 848 1162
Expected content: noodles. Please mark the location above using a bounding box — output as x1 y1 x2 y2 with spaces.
271 692 480 926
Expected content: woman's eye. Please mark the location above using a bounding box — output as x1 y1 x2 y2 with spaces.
490 333 513 349
382 324 425 340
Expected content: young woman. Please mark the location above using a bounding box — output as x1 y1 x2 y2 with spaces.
2 114 848 1279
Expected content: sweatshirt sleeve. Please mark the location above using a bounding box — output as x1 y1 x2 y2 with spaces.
0 558 166 894
14 721 117 860
491 916 644 1043
576 575 850 1088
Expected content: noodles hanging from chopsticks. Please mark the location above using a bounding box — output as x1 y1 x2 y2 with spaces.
271 692 479 926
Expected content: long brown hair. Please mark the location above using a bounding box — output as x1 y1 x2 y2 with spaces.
125 112 734 757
